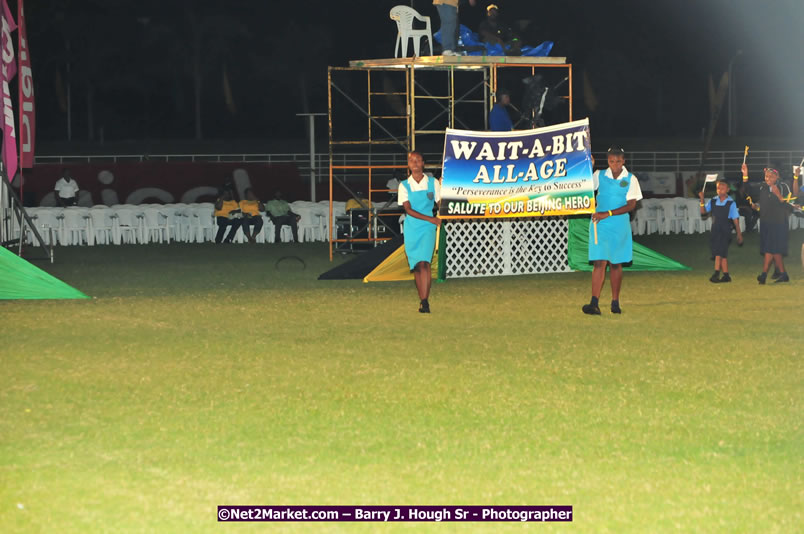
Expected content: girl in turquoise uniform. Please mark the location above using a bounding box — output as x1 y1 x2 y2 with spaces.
399 152 441 313
583 146 643 315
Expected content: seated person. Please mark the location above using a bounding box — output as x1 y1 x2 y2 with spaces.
478 4 520 55
214 188 242 244
345 193 372 211
239 188 265 243
265 190 299 243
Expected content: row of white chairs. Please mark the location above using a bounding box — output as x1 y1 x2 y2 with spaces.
633 198 712 236
631 197 801 235
19 201 349 246
21 198 792 245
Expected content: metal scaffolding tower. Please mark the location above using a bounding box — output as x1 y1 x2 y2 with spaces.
327 55 573 260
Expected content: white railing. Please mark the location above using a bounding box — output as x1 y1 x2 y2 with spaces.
35 150 803 174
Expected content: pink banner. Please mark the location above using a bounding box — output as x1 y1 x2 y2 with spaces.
1 0 17 182
18 0 34 169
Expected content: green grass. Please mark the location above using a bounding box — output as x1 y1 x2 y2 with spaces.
1 232 802 533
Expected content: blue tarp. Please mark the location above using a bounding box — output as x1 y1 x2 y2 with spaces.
434 24 553 57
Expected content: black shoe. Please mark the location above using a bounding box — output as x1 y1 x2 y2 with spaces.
709 272 721 283
719 273 731 283
419 300 430 313
771 269 781 280
611 302 622 314
773 272 789 283
582 303 601 315
757 272 767 285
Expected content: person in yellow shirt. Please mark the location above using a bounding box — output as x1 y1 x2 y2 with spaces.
345 194 372 211
213 188 242 244
239 188 265 243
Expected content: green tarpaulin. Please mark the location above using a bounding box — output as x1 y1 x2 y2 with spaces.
567 217 691 272
0 246 89 300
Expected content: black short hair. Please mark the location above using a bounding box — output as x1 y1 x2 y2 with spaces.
607 146 625 156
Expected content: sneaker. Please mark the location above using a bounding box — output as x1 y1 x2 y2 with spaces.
419 300 430 313
773 272 789 283
709 272 721 283
757 272 767 285
582 303 601 315
720 273 731 283
442 50 458 56
611 302 622 314
771 269 781 280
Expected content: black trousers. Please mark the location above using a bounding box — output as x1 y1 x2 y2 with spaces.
215 217 241 243
271 214 298 242
241 215 264 238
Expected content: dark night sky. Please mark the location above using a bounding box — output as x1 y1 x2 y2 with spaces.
22 0 804 148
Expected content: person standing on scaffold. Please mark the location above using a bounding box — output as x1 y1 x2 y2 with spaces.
399 151 441 313
583 146 643 315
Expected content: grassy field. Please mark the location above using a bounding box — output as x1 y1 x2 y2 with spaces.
1 231 802 533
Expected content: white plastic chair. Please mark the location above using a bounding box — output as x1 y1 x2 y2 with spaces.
26 207 62 246
60 207 92 245
263 217 276 243
684 198 707 234
188 203 215 243
252 214 269 243
168 203 191 243
330 201 347 219
390 5 433 57
660 197 688 234
636 198 663 235
111 205 144 244
310 202 330 241
88 206 115 245
140 206 172 244
291 201 322 242
789 212 800 230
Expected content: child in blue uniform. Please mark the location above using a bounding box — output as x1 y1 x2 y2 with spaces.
699 180 744 282
399 152 441 313
583 147 643 315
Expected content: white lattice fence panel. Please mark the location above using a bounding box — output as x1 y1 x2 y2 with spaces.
444 217 571 278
